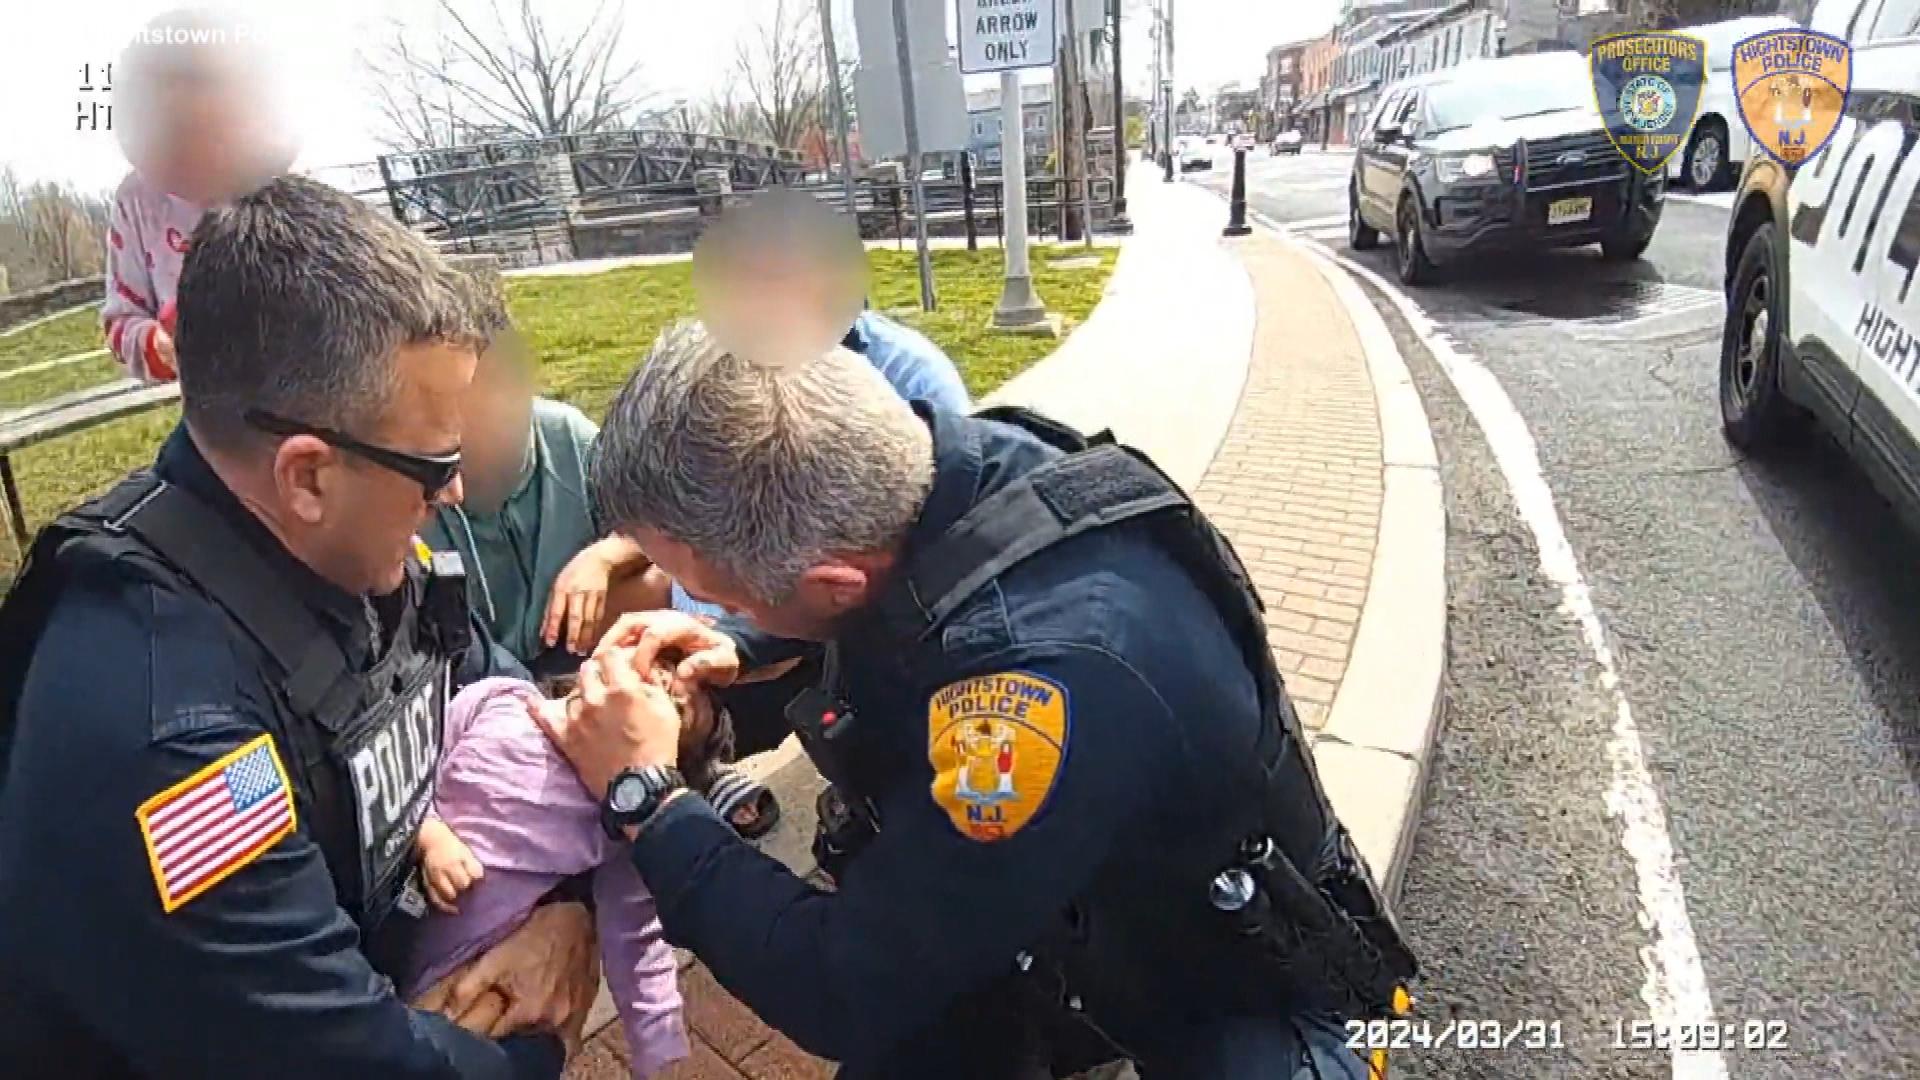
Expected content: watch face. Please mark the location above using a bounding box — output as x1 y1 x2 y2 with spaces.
609 772 653 815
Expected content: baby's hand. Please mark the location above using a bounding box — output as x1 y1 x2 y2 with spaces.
418 817 484 915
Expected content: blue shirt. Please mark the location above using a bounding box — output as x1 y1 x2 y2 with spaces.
843 311 972 414
669 312 972 619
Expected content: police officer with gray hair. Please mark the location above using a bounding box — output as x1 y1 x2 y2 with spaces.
537 318 1419 1078
0 177 598 1078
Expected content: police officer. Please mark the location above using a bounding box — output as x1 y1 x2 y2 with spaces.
0 177 597 1078
535 318 1419 1078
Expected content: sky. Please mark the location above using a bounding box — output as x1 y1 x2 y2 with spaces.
2 0 1343 193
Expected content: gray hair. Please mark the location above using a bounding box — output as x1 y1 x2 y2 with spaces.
175 175 481 452
591 319 935 605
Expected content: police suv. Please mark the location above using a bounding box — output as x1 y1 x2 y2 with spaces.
1719 0 1920 531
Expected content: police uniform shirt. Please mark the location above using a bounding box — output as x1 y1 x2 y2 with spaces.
0 425 558 1079
626 407 1276 1068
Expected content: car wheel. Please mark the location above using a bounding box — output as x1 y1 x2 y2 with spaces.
1599 226 1654 261
1394 195 1438 285
1684 120 1730 190
1349 187 1380 250
1719 222 1805 453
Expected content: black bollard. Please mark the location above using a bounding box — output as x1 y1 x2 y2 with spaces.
1223 147 1252 237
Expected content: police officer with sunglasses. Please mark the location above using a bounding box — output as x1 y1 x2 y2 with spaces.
0 178 598 1078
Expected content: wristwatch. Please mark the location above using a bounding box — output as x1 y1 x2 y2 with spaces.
600 765 686 841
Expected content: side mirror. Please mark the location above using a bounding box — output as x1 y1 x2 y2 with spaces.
1375 123 1404 145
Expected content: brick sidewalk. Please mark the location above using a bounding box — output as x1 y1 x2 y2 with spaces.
1192 232 1383 733
563 229 1384 1078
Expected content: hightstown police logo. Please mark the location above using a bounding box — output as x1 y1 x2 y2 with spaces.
1590 31 1706 174
1734 29 1851 170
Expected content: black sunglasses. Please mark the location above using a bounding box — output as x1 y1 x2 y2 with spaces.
245 409 461 500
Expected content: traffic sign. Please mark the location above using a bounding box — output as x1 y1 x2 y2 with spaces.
957 0 1056 74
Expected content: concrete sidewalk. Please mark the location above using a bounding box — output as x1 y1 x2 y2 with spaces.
564 162 1446 1079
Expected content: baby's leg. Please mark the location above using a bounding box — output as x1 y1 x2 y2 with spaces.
592 858 689 1078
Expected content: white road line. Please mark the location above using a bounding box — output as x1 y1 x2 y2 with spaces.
1667 191 1737 210
1262 215 1729 1080
1285 213 1349 232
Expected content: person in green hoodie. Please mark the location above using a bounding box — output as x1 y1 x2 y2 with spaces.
421 286 778 838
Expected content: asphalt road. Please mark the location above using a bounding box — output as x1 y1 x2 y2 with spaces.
1197 150 1920 1077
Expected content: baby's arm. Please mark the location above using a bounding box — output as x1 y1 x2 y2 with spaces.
417 815 484 915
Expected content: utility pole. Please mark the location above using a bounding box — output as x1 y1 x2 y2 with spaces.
889 0 935 311
1062 0 1095 248
817 0 858 217
1107 0 1131 233
1152 0 1167 181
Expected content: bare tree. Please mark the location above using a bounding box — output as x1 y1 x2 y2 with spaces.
19 182 106 282
729 0 828 150
360 0 650 152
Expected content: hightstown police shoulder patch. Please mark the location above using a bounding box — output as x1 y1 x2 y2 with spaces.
927 670 1070 842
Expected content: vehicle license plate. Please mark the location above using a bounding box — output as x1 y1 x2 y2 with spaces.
1548 196 1593 226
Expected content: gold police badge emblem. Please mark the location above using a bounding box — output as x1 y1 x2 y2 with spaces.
1734 29 1851 170
927 671 1069 842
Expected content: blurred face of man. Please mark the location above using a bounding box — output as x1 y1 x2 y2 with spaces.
630 529 873 643
458 339 536 515
271 342 474 596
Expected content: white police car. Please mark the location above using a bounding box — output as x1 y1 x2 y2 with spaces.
1667 14 1796 190
1719 0 1920 525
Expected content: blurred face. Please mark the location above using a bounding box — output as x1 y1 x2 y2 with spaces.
692 187 867 370
269 341 475 596
458 339 536 515
631 528 873 642
116 23 299 205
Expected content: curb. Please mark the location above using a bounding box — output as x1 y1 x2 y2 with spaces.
1218 196 1449 904
1288 235 1449 904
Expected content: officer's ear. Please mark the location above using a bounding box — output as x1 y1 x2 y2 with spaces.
270 434 341 525
797 562 869 614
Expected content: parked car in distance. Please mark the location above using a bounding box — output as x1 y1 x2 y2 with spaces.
1273 130 1304 154
1666 14 1795 191
1348 51 1666 285
1180 136 1214 172
1715 0 1920 536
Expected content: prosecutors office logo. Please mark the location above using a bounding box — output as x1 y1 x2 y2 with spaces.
1734 29 1851 170
1590 30 1706 174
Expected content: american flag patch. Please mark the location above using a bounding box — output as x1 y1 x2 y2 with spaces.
136 735 297 913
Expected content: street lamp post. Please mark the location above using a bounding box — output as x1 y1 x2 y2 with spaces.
1107 0 1132 233
1152 0 1167 181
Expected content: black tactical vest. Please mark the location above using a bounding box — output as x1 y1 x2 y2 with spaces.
0 472 462 972
789 407 1419 1061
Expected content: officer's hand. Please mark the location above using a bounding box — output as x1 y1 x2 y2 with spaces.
535 645 683 800
595 610 740 692
543 546 616 656
416 900 599 1046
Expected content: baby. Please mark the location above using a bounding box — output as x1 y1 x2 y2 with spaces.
403 663 733 1079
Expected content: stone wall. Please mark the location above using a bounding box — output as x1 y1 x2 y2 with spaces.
0 276 103 333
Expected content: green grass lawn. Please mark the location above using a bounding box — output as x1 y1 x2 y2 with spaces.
0 244 1116 583
0 307 108 374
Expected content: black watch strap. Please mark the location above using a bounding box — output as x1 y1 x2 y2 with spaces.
601 765 686 841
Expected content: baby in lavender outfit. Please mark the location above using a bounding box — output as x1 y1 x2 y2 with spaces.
402 668 730 1078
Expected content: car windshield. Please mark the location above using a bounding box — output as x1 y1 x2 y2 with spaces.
1425 59 1596 133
